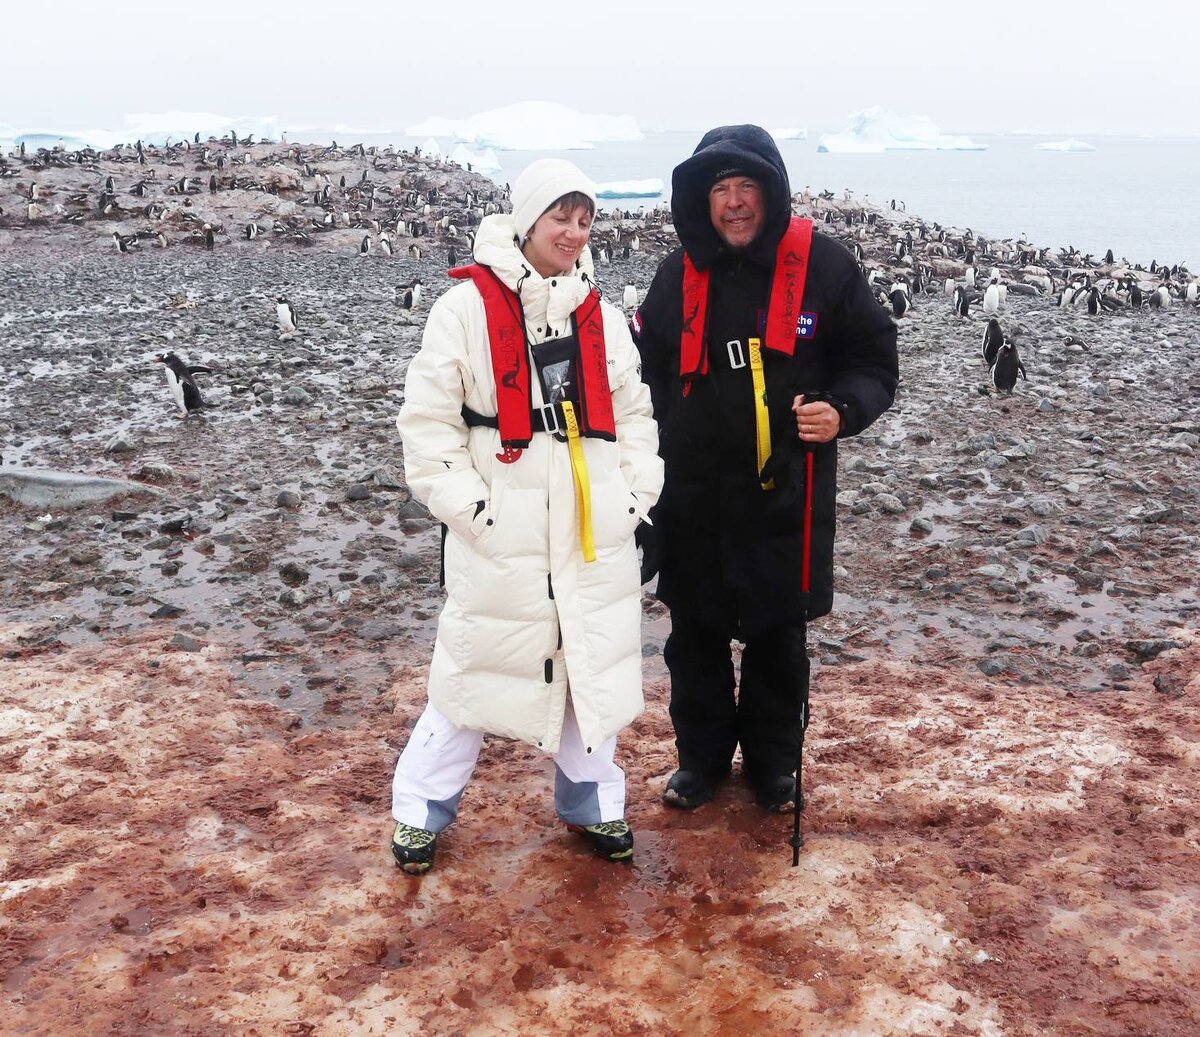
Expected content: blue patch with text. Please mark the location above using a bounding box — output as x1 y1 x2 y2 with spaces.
757 309 820 339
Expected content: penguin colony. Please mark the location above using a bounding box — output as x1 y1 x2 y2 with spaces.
837 184 1197 398
0 132 655 260
3 138 1196 415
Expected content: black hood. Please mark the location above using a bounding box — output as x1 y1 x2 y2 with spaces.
671 124 792 270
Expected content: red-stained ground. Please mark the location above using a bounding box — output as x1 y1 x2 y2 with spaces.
3 623 1197 1036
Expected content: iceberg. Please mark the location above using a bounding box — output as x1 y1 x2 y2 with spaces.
89 111 286 147
1035 138 1096 152
12 112 289 149
816 107 986 153
769 127 808 141
594 178 663 199
450 143 503 175
407 101 643 151
420 137 442 157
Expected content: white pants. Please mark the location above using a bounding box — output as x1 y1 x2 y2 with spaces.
391 696 626 833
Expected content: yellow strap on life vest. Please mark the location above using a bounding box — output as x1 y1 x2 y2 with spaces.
748 337 773 490
561 402 596 562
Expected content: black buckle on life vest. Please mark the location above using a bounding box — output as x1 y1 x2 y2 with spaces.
461 402 567 436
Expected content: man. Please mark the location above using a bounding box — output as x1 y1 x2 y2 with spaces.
632 125 898 813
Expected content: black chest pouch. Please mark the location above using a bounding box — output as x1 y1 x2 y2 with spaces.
531 332 579 408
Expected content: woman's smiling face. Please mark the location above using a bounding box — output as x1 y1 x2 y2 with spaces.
522 201 594 278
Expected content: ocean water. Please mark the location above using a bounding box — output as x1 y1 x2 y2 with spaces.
8 126 1196 265
460 131 1198 267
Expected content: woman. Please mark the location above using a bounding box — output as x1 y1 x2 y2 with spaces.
389 159 663 873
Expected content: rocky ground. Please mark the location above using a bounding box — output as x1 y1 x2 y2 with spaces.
1 140 1198 1036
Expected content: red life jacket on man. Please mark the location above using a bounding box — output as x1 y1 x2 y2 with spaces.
449 264 616 448
679 216 815 380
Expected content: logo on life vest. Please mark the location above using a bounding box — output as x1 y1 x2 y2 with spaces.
630 309 642 335
496 446 523 464
796 311 819 339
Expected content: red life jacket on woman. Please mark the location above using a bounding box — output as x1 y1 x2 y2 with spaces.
449 264 616 448
679 216 815 380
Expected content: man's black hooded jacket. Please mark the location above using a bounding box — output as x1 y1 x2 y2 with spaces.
633 125 899 635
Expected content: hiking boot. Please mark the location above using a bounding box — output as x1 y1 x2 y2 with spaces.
662 768 723 809
754 775 800 814
567 819 634 862
391 821 437 874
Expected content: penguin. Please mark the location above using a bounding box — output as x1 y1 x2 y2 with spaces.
981 317 1004 367
990 340 1027 395
447 245 458 267
622 284 638 311
359 234 371 256
597 244 611 264
408 244 422 261
1085 286 1102 316
982 277 1001 316
111 231 137 253
889 285 910 318
245 221 259 240
952 285 970 317
1186 282 1199 304
277 295 298 337
1149 285 1170 309
203 224 214 250
964 265 976 288
155 353 213 417
400 278 423 310
380 231 393 256
1104 248 1114 265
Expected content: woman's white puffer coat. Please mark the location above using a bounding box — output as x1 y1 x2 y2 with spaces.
397 214 663 753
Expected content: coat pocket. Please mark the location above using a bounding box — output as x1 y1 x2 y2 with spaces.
588 477 642 551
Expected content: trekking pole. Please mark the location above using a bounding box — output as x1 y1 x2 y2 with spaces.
791 440 815 867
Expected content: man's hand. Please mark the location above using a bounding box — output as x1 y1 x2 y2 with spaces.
792 395 841 443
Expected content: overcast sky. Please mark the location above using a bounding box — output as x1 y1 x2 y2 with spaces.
5 0 1197 139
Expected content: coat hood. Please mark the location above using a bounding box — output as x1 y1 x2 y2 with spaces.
671 124 792 270
473 212 597 328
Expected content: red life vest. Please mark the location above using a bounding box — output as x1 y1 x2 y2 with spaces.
449 264 616 448
680 215 815 379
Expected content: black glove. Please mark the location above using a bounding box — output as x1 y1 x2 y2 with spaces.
634 521 661 585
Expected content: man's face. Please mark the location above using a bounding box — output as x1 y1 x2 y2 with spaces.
708 176 766 249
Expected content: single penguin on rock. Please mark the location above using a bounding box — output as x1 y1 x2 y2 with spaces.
952 284 970 318
990 339 1027 395
276 295 298 338
622 284 638 311
155 353 213 417
982 273 1002 316
889 282 910 318
981 317 1004 366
